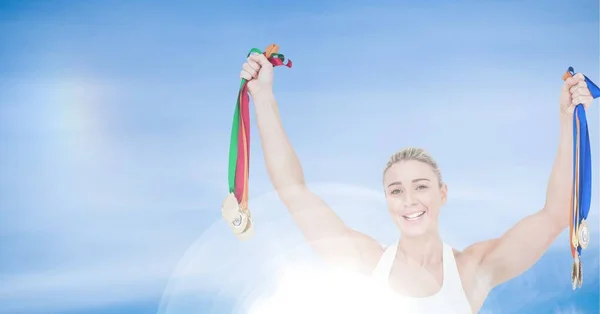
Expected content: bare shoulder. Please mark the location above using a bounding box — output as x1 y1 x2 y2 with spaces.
317 228 385 275
354 230 387 273
278 185 385 274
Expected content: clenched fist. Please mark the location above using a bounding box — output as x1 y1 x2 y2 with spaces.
240 53 274 98
560 73 594 117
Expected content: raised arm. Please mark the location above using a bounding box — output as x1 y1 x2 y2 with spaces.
464 73 595 289
241 53 383 273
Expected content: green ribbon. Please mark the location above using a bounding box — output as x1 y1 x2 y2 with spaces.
228 48 263 193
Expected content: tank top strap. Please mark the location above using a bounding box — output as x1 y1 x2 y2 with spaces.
371 240 398 285
440 243 466 295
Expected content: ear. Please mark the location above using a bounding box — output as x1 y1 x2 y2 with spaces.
440 183 448 204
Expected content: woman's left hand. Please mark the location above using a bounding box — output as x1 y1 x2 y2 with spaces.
560 72 594 117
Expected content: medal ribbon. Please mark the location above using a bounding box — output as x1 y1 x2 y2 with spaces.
227 45 292 209
563 67 600 258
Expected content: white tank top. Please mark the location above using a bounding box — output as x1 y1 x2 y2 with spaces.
371 241 473 314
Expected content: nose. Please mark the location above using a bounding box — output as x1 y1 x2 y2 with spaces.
402 190 418 207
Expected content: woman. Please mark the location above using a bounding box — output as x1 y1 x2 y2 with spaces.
238 53 594 313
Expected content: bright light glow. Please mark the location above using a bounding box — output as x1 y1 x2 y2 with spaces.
246 263 416 314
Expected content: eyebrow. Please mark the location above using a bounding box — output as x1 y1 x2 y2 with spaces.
387 178 430 187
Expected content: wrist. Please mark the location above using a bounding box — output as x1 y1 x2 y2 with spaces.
252 90 276 105
558 114 572 130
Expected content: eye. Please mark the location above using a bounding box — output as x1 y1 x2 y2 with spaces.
390 189 402 195
416 185 428 190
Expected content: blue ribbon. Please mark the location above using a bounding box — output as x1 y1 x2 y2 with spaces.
569 66 600 255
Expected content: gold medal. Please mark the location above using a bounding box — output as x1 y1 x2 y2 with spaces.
222 193 239 218
235 213 255 241
221 193 254 239
571 257 579 290
577 258 583 288
571 229 579 249
222 193 247 232
577 219 589 250
230 210 249 233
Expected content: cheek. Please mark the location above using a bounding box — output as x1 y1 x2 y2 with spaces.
417 191 440 206
386 196 403 212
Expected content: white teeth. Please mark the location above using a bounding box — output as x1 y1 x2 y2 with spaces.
403 211 425 220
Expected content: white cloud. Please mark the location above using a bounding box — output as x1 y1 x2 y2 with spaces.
0 250 180 313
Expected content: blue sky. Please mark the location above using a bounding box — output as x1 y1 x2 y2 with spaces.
0 0 598 313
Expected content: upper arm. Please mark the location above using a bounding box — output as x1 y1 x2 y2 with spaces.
278 184 384 274
466 209 564 288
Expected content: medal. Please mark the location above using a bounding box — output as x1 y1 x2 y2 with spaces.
577 258 583 288
222 44 292 240
578 219 589 250
571 257 579 290
568 96 581 291
221 193 248 233
222 194 241 228
563 66 599 289
235 214 255 241
221 193 254 240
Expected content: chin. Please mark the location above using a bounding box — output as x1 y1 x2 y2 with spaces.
394 211 432 237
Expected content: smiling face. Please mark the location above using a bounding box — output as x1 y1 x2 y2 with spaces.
383 159 447 238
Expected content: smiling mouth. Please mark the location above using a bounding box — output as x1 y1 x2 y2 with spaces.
402 211 426 221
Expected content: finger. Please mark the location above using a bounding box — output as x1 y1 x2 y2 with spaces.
563 76 579 90
569 80 587 91
249 53 273 67
572 95 593 107
242 63 258 78
574 73 585 81
246 56 260 72
240 70 253 81
570 84 591 96
582 96 594 109
576 86 592 97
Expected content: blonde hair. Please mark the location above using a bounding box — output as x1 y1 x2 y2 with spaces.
383 147 443 186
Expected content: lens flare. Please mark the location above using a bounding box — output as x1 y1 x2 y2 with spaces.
157 182 479 314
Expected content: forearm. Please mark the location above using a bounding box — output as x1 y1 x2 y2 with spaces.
480 118 574 287
543 116 573 229
253 92 356 245
253 92 306 192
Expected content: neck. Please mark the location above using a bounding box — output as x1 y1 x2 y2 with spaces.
397 231 443 267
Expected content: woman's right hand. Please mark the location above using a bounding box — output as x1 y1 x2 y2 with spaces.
240 53 274 99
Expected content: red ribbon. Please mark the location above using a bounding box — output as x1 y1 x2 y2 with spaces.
232 45 292 208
